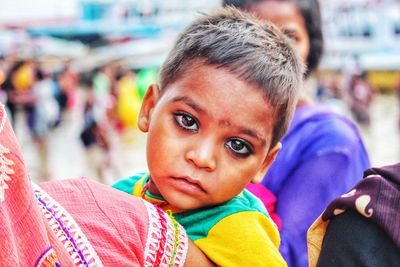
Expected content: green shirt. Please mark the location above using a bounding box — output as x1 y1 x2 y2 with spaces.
113 173 287 267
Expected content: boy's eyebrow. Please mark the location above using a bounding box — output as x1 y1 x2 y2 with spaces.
171 96 206 113
240 127 266 146
172 95 266 146
219 119 265 145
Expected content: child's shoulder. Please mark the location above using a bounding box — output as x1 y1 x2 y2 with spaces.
177 189 278 246
229 189 269 214
176 189 271 229
187 189 267 216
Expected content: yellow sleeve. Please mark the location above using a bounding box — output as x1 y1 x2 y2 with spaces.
194 211 287 267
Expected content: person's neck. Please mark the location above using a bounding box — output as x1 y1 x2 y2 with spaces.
145 178 186 213
148 177 162 197
297 76 316 108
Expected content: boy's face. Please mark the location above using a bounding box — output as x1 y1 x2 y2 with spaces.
138 63 280 210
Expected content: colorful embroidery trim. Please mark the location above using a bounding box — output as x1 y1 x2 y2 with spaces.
35 247 60 267
32 183 103 267
166 210 183 267
0 104 14 202
142 200 188 267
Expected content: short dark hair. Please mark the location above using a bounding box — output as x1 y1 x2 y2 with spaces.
159 7 303 148
223 0 323 77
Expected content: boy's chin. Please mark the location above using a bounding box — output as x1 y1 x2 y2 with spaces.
167 196 208 211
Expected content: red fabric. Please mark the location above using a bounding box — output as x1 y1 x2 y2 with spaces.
0 105 74 266
0 104 188 266
39 178 147 266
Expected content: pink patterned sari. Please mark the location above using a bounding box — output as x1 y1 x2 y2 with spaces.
0 104 188 266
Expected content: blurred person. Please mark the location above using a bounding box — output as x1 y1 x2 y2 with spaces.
0 102 213 267
80 80 110 183
308 162 400 266
60 61 79 110
32 67 60 180
53 71 67 126
223 1 371 266
3 59 37 134
92 65 114 122
319 73 349 116
56 61 79 124
4 61 59 180
80 67 119 183
315 75 328 102
116 69 142 131
341 54 362 100
349 72 374 126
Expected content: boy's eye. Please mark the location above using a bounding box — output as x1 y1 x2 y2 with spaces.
225 139 253 157
174 112 198 131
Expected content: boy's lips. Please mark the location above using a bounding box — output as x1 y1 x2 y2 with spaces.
172 176 207 193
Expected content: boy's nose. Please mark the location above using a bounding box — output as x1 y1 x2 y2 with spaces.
185 140 217 171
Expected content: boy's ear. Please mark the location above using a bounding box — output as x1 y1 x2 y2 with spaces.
138 83 160 132
251 142 282 184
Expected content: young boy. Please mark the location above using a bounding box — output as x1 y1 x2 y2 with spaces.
113 7 303 266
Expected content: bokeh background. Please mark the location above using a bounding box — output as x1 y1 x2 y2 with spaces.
0 0 399 184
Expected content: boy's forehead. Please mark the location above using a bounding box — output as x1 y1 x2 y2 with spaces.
160 62 276 145
164 59 273 107
168 59 261 93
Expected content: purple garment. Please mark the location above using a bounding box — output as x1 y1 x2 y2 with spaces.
262 105 370 267
322 163 400 248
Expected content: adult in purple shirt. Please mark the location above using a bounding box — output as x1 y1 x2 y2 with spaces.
223 1 371 266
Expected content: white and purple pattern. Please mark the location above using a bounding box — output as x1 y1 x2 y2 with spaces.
32 183 103 267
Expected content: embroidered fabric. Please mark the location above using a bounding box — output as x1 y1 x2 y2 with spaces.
0 102 189 266
142 200 188 267
32 183 103 267
35 247 60 267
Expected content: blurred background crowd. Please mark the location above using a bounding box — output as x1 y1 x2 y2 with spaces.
0 0 399 183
